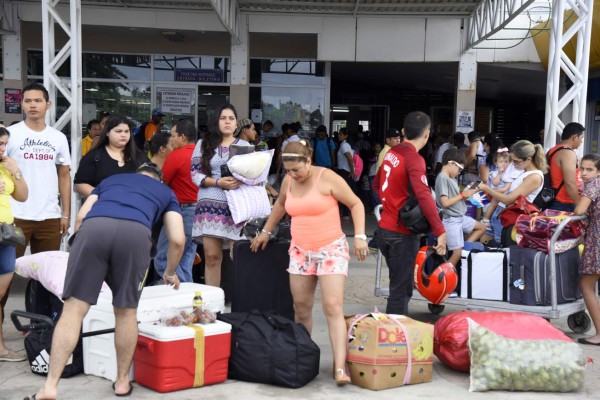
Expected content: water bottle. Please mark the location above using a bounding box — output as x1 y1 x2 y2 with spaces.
192 291 203 312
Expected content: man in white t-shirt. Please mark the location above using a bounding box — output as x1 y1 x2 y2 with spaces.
7 82 72 256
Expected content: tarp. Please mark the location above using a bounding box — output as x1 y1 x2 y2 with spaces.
531 0 600 70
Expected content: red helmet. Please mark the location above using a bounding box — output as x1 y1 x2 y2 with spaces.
414 246 458 305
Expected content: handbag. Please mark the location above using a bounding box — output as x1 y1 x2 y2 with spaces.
498 195 539 228
217 310 320 388
515 209 586 254
0 222 26 247
400 181 442 234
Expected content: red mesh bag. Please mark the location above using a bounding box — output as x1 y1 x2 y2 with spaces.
433 311 572 372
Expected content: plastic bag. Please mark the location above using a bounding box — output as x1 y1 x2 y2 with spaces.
468 319 585 392
433 311 572 372
160 308 186 327
515 209 586 254
192 305 216 324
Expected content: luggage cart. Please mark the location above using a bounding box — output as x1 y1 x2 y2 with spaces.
373 205 591 333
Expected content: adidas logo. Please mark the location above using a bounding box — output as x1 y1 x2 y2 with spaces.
31 349 50 374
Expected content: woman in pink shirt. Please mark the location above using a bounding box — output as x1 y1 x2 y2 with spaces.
250 140 367 386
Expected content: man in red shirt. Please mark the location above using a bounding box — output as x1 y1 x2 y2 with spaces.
153 119 199 282
373 111 447 315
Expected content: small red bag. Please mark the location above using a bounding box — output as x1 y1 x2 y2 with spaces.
515 209 586 253
498 195 540 227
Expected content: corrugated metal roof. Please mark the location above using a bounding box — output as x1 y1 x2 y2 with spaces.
20 0 481 16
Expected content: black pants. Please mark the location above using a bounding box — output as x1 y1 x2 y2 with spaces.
376 227 419 315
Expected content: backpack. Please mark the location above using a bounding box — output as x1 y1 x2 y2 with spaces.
310 138 334 167
352 151 363 181
132 122 149 151
532 146 570 210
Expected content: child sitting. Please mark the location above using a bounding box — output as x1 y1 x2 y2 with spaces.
435 147 487 266
481 142 512 229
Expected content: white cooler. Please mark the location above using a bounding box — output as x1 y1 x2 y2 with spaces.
82 283 225 381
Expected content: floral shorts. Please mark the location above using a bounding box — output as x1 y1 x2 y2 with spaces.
288 235 350 276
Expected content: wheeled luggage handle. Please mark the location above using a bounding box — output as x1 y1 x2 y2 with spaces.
11 309 117 337
547 215 587 317
11 310 55 333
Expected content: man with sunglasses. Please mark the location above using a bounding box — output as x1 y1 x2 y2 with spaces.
27 164 185 400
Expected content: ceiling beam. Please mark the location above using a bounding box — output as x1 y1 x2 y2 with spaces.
209 0 241 44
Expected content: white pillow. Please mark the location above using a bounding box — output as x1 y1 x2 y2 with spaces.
225 184 271 224
228 150 274 183
15 251 111 300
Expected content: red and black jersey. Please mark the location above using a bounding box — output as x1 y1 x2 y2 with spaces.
373 142 445 236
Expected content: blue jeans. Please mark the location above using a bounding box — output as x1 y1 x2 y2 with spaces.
490 206 505 244
153 205 197 282
0 244 16 275
368 176 381 210
376 228 419 315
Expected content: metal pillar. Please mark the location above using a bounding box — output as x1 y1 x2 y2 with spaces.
41 0 82 223
544 0 594 149
230 13 248 116
209 0 240 44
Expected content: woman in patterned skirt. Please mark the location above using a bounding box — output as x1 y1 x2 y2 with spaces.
574 153 600 345
191 104 251 286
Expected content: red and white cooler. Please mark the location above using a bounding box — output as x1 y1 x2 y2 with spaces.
134 320 231 393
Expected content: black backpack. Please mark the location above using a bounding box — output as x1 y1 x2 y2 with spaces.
532 146 571 210
217 310 320 388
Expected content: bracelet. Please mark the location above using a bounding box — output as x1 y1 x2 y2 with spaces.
261 229 272 236
165 273 177 279
61 216 70 219
215 178 220 188
354 234 367 241
460 193 465 200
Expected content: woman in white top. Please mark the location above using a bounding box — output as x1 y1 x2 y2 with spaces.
478 140 546 244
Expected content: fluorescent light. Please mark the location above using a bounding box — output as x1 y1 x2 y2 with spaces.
85 88 98 92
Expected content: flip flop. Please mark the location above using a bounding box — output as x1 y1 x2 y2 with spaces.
112 382 133 397
578 337 600 346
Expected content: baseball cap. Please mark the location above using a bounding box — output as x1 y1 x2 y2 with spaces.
235 118 254 136
386 128 401 138
152 108 165 117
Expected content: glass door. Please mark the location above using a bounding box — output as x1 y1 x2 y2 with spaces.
197 85 230 127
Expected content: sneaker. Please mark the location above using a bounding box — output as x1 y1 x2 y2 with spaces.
0 351 27 362
368 238 378 251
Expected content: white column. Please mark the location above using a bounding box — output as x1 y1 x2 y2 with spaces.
455 51 477 135
544 0 595 154
230 14 249 118
2 2 25 125
41 0 82 226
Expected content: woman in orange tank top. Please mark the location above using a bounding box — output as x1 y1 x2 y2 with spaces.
250 140 367 386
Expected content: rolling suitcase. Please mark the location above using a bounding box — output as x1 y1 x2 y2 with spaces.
508 246 581 306
231 240 294 320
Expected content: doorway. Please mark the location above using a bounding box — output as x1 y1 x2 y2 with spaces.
330 104 389 144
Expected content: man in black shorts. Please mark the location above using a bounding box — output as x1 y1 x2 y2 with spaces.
27 164 185 400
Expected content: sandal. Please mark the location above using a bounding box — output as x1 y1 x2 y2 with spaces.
334 368 351 386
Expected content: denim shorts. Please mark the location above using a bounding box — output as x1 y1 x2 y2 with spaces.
0 244 17 275
443 216 476 251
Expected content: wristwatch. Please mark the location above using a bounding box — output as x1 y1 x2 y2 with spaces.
13 171 22 180
355 234 367 241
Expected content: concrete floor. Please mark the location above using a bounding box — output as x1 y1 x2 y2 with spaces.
2 215 600 399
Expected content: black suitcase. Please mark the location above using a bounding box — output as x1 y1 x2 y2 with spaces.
508 246 581 306
231 240 294 321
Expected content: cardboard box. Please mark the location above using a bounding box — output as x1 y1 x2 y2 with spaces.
134 320 231 393
346 314 433 391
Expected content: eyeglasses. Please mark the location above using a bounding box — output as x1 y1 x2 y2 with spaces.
450 161 464 172
511 158 528 165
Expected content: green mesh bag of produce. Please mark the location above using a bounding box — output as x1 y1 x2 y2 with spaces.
467 318 586 392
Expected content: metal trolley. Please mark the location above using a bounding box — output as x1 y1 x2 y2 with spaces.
373 205 591 334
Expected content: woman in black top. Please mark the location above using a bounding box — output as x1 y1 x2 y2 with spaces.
75 115 148 197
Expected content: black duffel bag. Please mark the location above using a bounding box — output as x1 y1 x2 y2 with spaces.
218 310 320 388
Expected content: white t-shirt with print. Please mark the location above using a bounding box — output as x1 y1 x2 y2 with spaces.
337 140 352 172
7 121 71 221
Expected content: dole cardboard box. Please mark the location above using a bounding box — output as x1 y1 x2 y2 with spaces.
134 320 231 393
346 313 433 391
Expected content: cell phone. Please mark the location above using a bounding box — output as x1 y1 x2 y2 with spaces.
470 181 481 189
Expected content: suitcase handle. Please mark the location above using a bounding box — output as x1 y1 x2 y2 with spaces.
11 310 55 333
11 310 117 337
